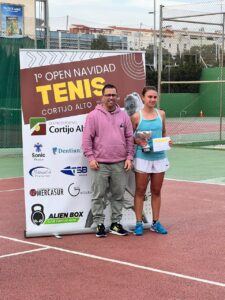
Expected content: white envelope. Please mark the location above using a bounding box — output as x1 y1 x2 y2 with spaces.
152 137 171 152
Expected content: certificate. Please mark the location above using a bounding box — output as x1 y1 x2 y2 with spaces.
152 137 171 152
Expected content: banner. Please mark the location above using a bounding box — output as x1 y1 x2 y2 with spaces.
20 50 152 237
1 3 24 37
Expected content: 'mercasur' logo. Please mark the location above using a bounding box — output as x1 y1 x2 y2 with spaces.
29 188 64 197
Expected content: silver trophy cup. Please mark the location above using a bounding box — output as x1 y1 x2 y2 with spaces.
135 131 152 152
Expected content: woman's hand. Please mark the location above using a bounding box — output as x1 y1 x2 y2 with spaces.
169 138 173 147
134 137 148 147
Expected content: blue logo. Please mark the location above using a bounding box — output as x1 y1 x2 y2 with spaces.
52 147 57 155
34 143 43 152
32 143 45 160
29 166 51 177
60 166 88 176
52 147 81 155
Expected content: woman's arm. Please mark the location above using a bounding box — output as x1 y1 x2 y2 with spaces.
159 110 166 137
131 112 146 146
160 109 173 146
131 111 140 132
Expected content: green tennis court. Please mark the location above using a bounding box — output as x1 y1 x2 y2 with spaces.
1 146 225 185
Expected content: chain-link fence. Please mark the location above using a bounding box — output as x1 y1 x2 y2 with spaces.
159 1 225 145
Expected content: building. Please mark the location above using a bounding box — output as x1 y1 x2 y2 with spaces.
50 24 127 50
69 24 155 50
0 2 222 58
50 30 127 50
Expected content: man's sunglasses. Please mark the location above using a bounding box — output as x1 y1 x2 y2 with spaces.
104 94 117 97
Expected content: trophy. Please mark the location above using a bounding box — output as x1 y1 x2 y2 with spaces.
135 131 152 152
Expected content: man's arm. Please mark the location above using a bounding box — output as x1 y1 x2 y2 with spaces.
82 114 100 170
82 113 96 162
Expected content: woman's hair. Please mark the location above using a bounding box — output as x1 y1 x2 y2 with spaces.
141 86 157 96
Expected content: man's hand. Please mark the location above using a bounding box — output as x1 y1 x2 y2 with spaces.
124 159 132 172
89 160 99 170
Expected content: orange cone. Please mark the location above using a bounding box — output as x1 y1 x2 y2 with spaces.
200 110 204 117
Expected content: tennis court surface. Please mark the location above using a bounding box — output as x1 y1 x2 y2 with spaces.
0 147 225 299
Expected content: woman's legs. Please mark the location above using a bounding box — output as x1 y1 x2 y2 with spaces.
134 172 149 221
150 172 165 221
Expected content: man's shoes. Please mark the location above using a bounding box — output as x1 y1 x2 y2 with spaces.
96 223 107 238
109 222 128 236
134 222 144 236
150 221 168 234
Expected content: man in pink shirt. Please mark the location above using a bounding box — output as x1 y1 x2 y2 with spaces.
82 84 134 237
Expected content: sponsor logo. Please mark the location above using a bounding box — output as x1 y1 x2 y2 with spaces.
32 143 46 160
29 188 64 197
48 120 78 126
48 125 83 134
68 184 80 196
29 166 51 178
30 189 37 196
52 147 57 155
31 204 83 225
61 166 87 176
31 204 45 226
34 142 43 152
52 147 81 155
45 211 84 224
68 183 92 197
30 117 46 136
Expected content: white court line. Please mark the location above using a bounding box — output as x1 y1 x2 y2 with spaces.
0 247 49 259
0 235 224 288
0 176 23 180
0 188 24 193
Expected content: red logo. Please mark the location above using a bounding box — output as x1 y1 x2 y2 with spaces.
30 189 37 196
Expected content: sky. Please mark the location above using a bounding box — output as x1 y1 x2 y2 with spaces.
47 0 198 31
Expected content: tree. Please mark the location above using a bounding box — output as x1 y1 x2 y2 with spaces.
145 45 175 88
161 61 202 93
145 44 154 66
189 44 218 67
91 35 110 50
